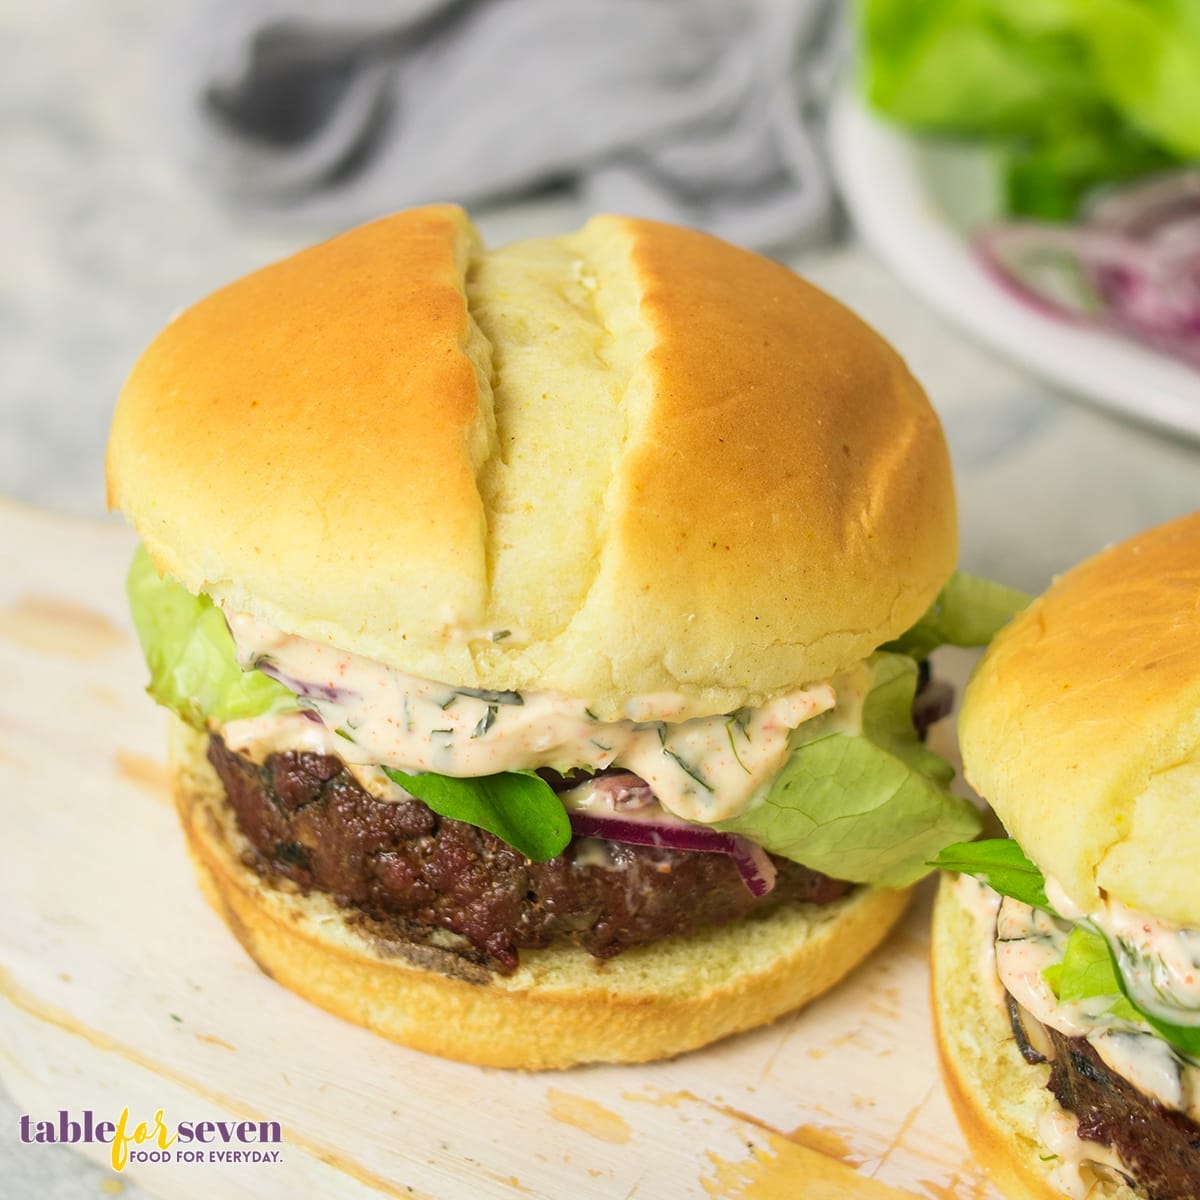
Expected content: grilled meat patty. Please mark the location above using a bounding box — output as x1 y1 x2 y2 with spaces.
1044 1026 1200 1200
208 736 851 975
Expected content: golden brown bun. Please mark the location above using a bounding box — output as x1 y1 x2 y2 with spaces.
109 205 956 719
958 511 1200 923
171 718 911 1069
931 879 1140 1200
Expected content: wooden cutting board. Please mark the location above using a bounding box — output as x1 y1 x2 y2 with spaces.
0 500 998 1200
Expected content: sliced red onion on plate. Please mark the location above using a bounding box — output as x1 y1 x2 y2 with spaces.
975 169 1200 368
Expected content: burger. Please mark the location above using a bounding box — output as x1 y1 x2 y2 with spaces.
108 204 1008 1068
932 512 1200 1199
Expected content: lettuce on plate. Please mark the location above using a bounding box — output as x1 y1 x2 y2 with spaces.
858 0 1200 218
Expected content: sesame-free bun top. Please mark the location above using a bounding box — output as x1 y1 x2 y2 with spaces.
959 512 1200 925
108 205 956 718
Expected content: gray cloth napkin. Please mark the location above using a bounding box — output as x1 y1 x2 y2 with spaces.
160 0 841 249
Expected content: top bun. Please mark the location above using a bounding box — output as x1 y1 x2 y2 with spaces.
107 205 956 719
959 512 1200 924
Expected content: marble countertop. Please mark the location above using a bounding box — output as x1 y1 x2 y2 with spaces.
3 4 1199 1200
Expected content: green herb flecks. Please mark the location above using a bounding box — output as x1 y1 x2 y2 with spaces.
472 704 499 739
724 716 752 775
662 746 712 792
655 723 711 792
452 685 523 706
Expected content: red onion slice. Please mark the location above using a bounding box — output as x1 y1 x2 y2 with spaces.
729 839 779 898
975 169 1200 369
567 810 776 897
1087 169 1200 236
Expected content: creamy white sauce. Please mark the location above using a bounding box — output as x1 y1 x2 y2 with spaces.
953 879 1134 1192
1102 897 1200 1021
222 613 845 823
1043 875 1087 921
1096 1029 1189 1111
219 712 403 800
958 873 1200 1190
991 893 1200 1119
1045 875 1200 1018
1036 1108 1128 1199
995 897 1093 1039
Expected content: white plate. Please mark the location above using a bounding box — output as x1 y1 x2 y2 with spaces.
829 87 1200 440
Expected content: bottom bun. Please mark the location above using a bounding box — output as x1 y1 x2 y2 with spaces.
931 879 1140 1200
170 718 911 1069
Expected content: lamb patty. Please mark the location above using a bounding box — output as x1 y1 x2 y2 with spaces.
1043 1026 1200 1200
207 736 851 974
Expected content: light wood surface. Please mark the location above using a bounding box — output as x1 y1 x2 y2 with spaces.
0 500 998 1199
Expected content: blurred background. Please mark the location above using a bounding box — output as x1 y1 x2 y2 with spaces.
2 0 1199 1194
6 0 1200 587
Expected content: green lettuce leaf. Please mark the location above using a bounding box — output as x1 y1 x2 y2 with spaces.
934 835 1200 1054
715 653 981 887
126 545 295 728
885 571 1030 661
929 837 1054 912
1041 924 1200 1056
857 0 1200 218
1139 1010 1200 1056
1042 926 1140 1023
382 767 569 862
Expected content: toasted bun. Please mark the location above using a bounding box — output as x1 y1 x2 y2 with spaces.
931 879 1140 1200
170 718 911 1069
958 512 1200 923
109 205 956 718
